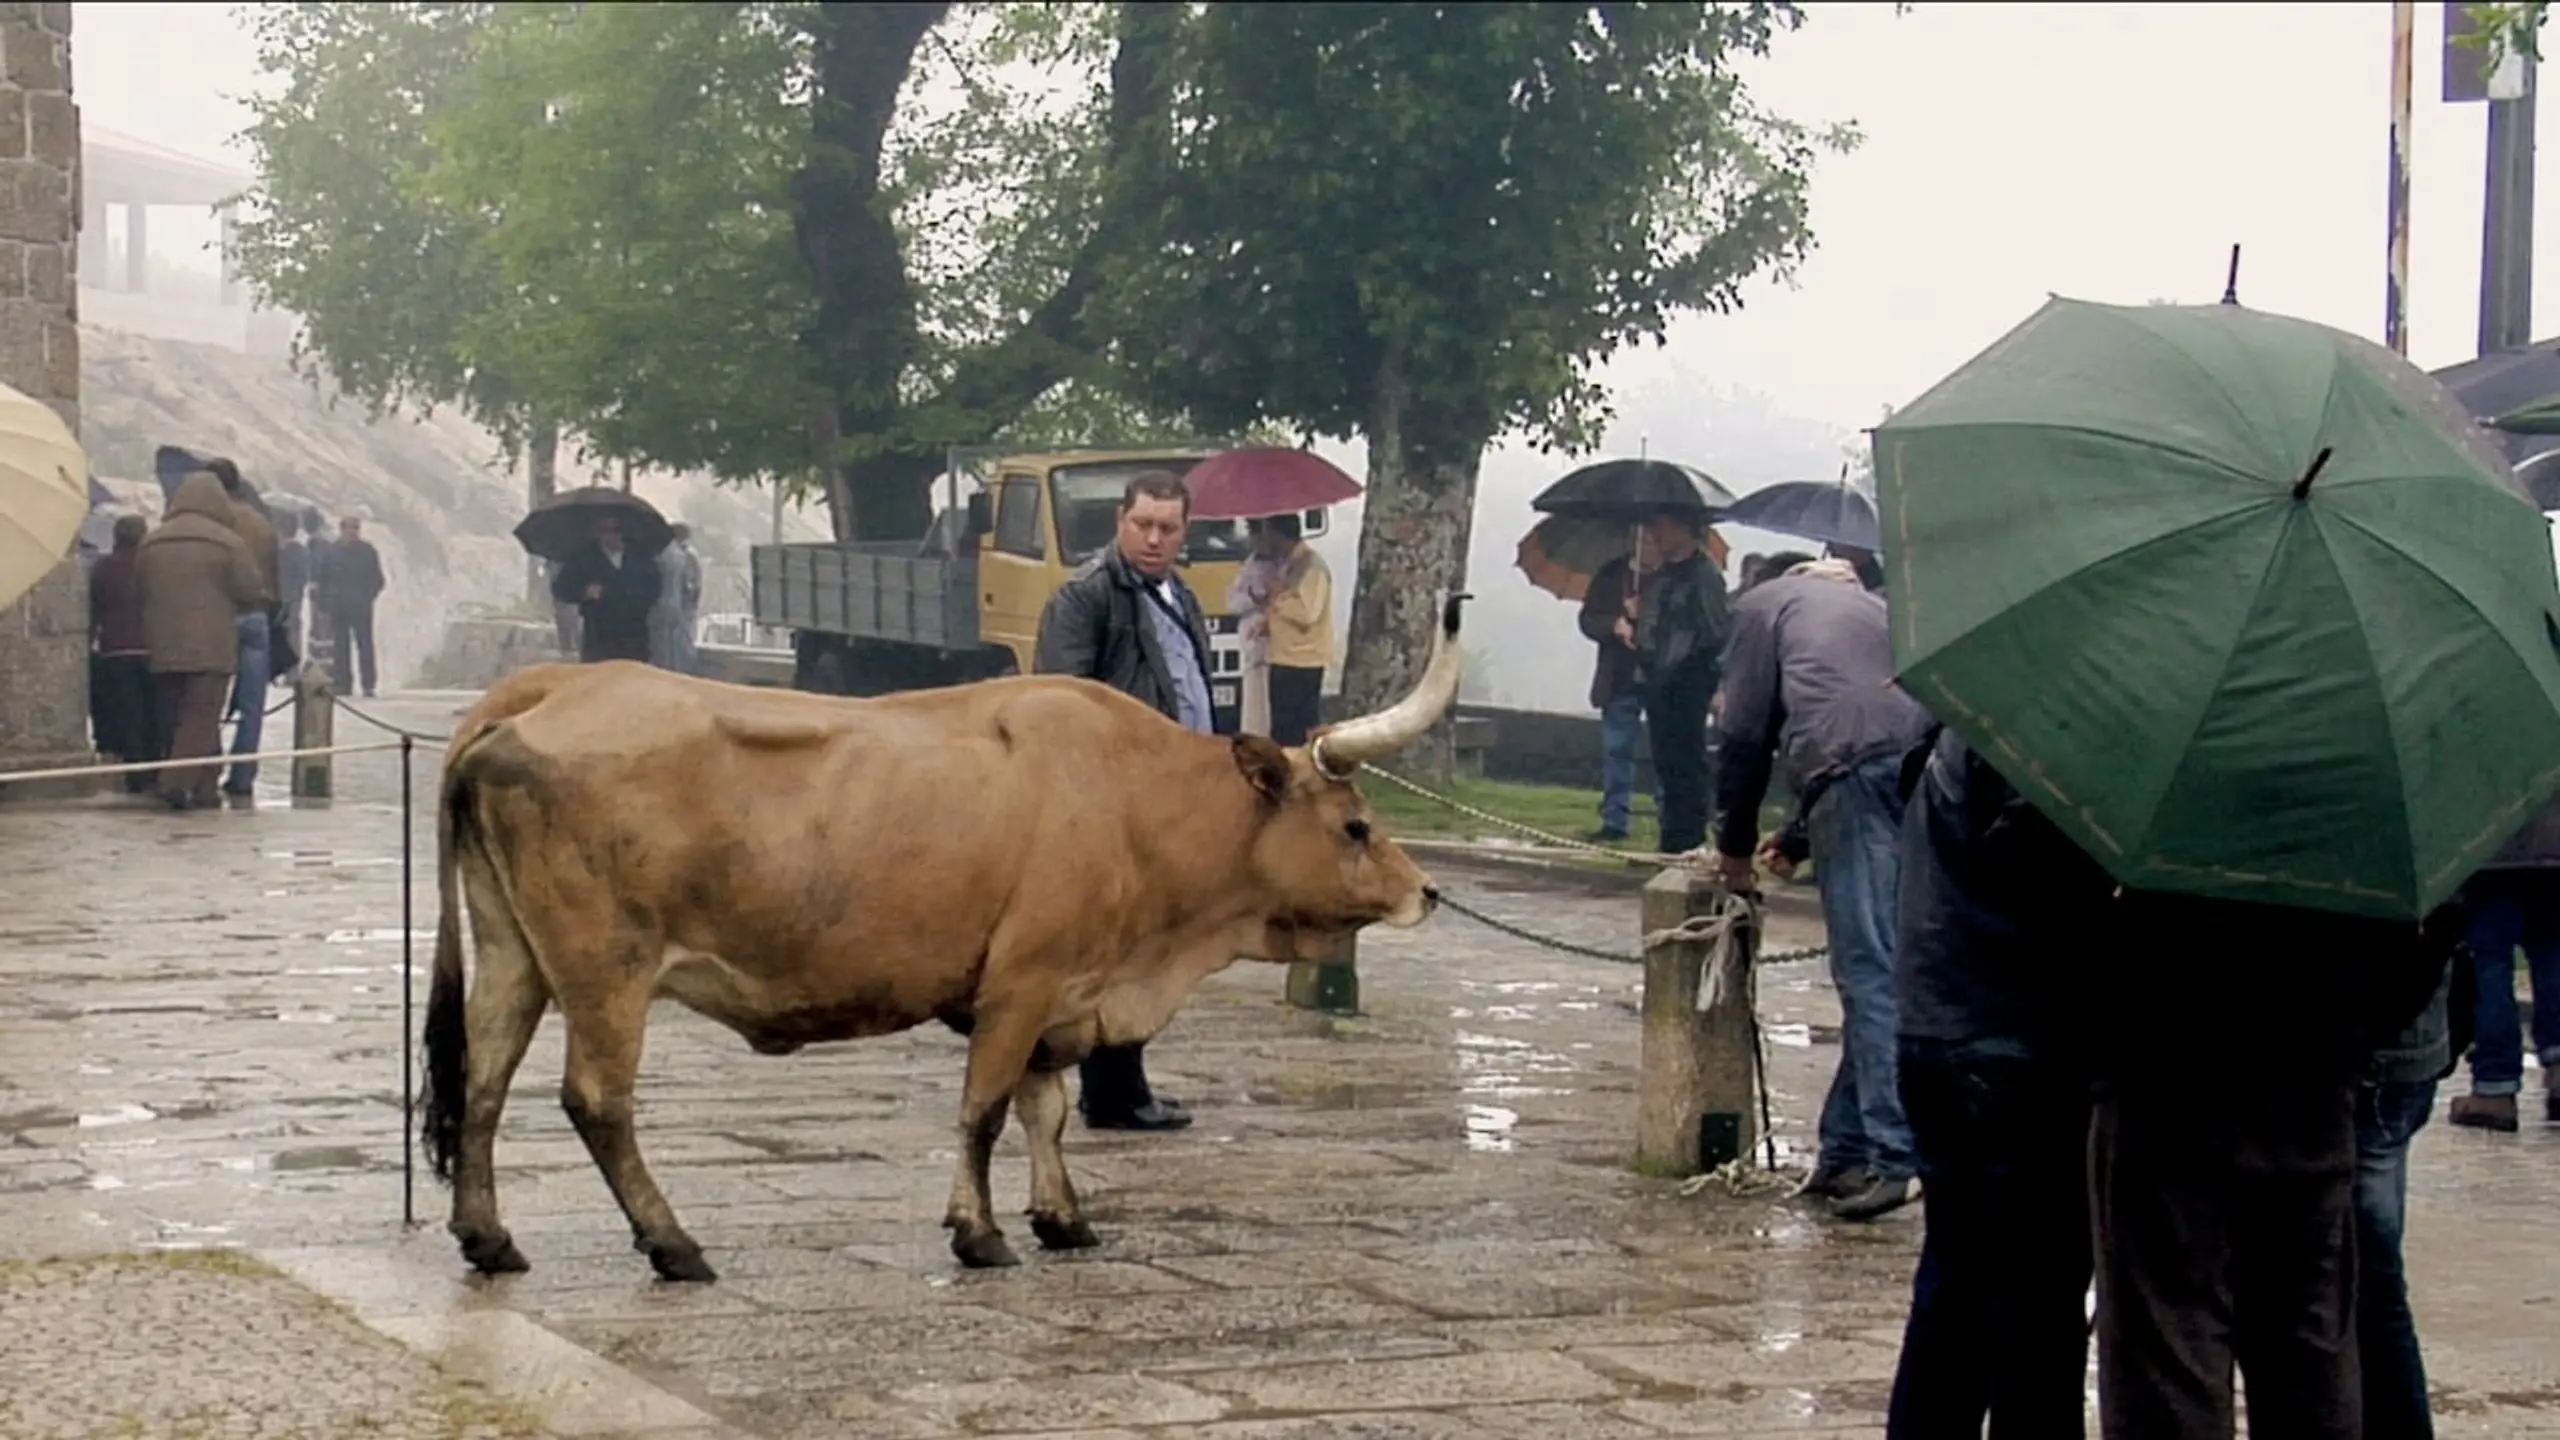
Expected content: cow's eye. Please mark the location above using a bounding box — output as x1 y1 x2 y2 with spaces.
1344 819 1371 844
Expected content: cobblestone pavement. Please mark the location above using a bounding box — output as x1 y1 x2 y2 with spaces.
1 692 2556 1438
0 1250 546 1440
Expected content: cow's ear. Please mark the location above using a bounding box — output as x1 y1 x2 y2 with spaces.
1231 734 1292 804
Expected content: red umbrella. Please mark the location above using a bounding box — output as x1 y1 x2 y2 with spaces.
1183 447 1363 521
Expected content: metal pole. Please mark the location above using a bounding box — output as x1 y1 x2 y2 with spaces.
2389 0 2417 355
401 732 416 1229
2482 62 2540 354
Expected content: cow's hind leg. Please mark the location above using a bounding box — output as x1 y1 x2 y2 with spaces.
556 976 715 1283
449 844 551 1275
1015 1065 1099 1252
944 1003 1048 1269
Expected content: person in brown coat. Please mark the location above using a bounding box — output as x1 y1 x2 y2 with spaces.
137 472 265 810
87 514 160 793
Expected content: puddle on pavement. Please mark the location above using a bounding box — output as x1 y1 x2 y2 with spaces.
77 1103 158 1129
1464 1104 1518 1152
262 850 399 870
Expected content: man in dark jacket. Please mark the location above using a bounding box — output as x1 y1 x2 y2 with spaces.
1032 469 1219 1133
317 515 389 694
1632 509 1731 855
550 515 658 664
1714 558 1936 1220
1577 533 1659 843
1886 729 2116 1437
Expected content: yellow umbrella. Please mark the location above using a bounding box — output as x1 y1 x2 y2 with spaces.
0 383 88 611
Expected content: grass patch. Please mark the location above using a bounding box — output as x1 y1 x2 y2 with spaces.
1363 773 1800 857
0 1248 276 1289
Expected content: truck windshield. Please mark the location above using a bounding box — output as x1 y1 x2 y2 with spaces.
1051 461 1254 567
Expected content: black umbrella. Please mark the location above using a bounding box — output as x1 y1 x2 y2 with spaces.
154 443 271 519
513 486 673 563
1529 458 1736 522
2432 345 2560 508
1717 477 1882 553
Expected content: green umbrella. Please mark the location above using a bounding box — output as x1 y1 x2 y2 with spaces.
1876 297 2560 920
2491 394 2560 436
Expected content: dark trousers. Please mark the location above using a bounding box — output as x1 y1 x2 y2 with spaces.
2092 1078 2361 1440
1887 1038 2093 1438
91 654 164 792
330 602 378 695
1080 1042 1156 1116
2355 1079 2439 1440
1646 671 1714 854
155 671 232 807
581 623 650 664
1267 664 1324 747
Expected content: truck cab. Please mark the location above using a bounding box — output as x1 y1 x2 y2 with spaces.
751 446 1328 729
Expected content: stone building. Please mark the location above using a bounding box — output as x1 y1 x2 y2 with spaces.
0 3 86 789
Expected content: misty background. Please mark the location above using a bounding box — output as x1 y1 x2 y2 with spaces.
70 2 2559 711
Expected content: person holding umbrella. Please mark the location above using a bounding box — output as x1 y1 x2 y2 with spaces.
520 488 674 665
1877 296 2556 1435
1575 527 1661 843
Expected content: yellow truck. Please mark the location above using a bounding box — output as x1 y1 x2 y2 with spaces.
749 446 1329 727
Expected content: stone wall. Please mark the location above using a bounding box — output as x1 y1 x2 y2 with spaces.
412 618 568 692
0 3 89 793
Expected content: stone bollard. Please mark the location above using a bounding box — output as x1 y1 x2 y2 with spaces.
1285 933 1361 1015
1633 867 1761 1177
291 662 336 802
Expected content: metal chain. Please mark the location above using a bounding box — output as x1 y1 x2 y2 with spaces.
1434 891 1827 967
331 696 452 746
1366 764 1704 869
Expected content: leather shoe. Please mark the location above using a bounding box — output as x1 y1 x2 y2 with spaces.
1084 1100 1193 1132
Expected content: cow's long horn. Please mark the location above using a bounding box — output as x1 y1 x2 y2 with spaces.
1311 592 1470 779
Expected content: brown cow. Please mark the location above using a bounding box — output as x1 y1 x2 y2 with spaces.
419 595 1468 1282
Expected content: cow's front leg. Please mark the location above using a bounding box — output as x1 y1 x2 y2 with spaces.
1014 1065 1099 1252
943 1003 1044 1269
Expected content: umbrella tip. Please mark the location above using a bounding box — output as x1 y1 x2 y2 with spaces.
2220 242 2242 306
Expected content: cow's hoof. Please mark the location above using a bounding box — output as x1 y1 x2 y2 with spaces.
950 1227 1021 1270
1030 1213 1100 1252
459 1232 530 1276
644 1240 718 1285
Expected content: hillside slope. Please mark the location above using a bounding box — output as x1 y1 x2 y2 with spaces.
78 326 826 688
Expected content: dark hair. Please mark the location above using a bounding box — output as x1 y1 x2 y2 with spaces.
1754 549 1817 586
203 457 244 494
275 511 298 538
1119 470 1192 515
1263 513 1303 542
302 507 324 530
1648 507 1703 537
112 514 147 549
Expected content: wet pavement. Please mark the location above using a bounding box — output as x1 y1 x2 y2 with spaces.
0 691 2555 1437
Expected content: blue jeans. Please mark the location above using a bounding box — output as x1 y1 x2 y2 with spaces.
1598 693 1658 835
2464 872 2560 1095
225 612 271 794
2354 1078 2438 1440
1808 751 1916 1180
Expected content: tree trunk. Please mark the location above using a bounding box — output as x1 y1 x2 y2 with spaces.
1340 359 1486 788
523 415 559 611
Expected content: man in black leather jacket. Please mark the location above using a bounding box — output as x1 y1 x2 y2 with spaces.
1032 469 1221 1133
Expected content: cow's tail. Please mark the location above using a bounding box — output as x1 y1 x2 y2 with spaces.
419 704 516 1187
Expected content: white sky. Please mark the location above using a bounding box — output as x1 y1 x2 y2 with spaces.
69 1 2558 434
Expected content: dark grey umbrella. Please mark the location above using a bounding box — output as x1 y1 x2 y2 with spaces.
1717 478 1881 553
514 486 673 563
2432 345 2560 508
1529 458 1735 522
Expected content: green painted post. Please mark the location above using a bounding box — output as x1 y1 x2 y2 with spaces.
1285 932 1360 1015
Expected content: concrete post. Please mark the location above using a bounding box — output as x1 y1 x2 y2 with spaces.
1633 868 1761 1177
1285 933 1360 1015
0 5 97 800
291 662 335 802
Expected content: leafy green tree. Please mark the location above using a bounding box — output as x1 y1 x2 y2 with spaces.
1094 3 1853 722
231 1 563 604
422 2 821 484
